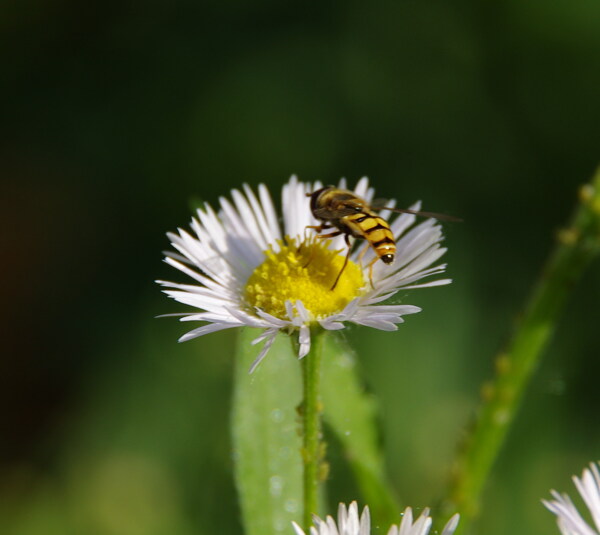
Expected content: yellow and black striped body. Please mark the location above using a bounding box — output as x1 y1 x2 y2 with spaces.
342 210 396 264
308 187 397 288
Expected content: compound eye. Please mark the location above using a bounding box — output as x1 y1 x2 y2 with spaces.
381 254 394 265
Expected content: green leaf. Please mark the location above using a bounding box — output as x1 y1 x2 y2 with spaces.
232 328 303 535
321 332 400 526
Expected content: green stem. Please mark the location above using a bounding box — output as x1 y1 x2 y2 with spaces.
445 169 600 533
302 329 324 530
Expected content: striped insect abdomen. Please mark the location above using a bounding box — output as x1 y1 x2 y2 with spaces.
344 212 396 264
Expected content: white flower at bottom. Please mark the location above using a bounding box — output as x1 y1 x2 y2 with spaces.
291 501 459 535
158 176 451 372
543 462 600 535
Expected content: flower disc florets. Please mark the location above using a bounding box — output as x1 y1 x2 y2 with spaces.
244 237 365 321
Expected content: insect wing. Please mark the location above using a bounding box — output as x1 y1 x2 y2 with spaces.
312 203 361 220
371 199 461 222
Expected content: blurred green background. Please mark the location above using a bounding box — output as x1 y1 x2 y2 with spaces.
2 1 600 534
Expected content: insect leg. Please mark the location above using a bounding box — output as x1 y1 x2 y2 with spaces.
316 230 343 239
367 256 379 289
330 234 352 291
302 229 343 267
306 223 332 233
356 241 371 267
302 248 315 268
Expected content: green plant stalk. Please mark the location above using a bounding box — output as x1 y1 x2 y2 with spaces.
302 329 324 530
445 170 600 534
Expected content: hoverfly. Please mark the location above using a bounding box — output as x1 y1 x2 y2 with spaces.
307 186 460 290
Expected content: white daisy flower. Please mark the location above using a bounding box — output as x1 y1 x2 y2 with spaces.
543 462 600 535
291 501 460 535
158 176 451 372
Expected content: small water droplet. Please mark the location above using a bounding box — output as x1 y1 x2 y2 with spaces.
271 409 284 423
270 475 283 496
284 499 299 513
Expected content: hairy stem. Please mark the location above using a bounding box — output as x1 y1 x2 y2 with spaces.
302 330 324 530
445 169 600 533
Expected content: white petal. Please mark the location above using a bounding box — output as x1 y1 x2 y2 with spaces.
359 505 371 535
298 325 311 358
373 265 447 295
178 322 241 342
352 318 399 331
254 308 291 328
231 187 270 251
158 264 221 293
179 312 240 323
243 183 280 246
441 514 460 535
412 508 432 535
295 300 311 323
383 246 447 285
168 229 232 286
397 279 452 290
219 196 265 269
283 175 317 239
248 331 278 373
393 222 442 273
398 508 414 535
285 301 296 322
324 515 339 535
251 328 278 345
319 319 346 330
162 293 233 317
225 306 270 328
258 183 282 242
292 521 307 535
359 292 397 305
353 177 371 200
360 305 421 315
161 286 236 310
575 465 600 532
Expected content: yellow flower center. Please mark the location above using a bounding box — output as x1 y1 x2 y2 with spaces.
244 237 365 321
